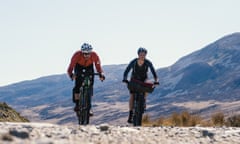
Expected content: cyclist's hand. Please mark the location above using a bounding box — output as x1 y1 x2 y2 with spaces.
122 79 129 84
70 74 76 81
99 73 105 81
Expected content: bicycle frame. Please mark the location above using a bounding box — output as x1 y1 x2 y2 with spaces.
76 72 100 125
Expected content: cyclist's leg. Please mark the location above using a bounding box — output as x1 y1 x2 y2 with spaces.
129 93 134 111
73 91 80 111
73 77 82 111
144 92 148 111
128 91 134 123
72 88 76 103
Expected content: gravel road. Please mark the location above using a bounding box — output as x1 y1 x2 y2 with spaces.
0 122 240 144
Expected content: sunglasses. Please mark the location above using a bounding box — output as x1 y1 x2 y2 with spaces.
83 53 90 55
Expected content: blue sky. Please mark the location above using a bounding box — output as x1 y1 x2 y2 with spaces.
0 0 239 86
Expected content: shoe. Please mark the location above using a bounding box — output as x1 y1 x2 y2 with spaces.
89 110 94 117
127 110 133 123
127 118 133 123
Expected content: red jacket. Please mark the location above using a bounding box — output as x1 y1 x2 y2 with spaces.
67 51 103 77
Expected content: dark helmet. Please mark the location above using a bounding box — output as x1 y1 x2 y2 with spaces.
137 47 147 55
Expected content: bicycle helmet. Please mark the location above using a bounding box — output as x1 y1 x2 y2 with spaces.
81 43 93 53
137 47 147 55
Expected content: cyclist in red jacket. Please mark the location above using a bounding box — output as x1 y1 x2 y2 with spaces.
67 43 105 115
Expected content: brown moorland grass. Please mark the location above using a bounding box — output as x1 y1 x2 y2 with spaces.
142 111 240 127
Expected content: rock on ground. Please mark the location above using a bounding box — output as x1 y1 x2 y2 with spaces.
0 122 240 144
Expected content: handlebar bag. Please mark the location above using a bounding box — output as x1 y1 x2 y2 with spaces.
128 78 155 93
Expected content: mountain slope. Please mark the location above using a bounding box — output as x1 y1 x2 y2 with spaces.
0 102 29 122
151 32 240 118
0 33 240 124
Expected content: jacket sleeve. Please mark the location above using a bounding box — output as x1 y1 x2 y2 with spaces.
146 60 158 80
67 52 79 77
123 59 136 80
92 52 103 73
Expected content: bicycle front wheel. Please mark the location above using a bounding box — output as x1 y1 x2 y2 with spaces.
78 88 91 125
133 93 144 126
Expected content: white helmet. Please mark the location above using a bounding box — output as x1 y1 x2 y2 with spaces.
81 43 93 53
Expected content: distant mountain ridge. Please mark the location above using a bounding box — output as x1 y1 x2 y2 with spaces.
151 32 240 118
0 33 240 124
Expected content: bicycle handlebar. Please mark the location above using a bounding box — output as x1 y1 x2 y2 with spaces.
154 82 159 85
122 79 129 84
94 73 105 81
122 79 159 86
71 72 105 81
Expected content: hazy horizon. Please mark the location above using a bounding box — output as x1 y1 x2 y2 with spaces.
1 0 240 86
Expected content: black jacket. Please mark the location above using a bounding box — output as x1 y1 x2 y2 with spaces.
123 58 158 82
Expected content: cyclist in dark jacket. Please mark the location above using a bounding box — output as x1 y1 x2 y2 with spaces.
123 47 159 123
67 43 105 115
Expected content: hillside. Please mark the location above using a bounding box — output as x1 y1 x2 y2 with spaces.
0 102 29 122
152 32 240 118
0 33 240 125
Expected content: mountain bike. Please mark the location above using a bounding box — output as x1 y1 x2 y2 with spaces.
124 79 159 126
76 72 102 125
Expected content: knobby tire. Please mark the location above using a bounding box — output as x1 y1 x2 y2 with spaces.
77 87 90 125
133 92 144 126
